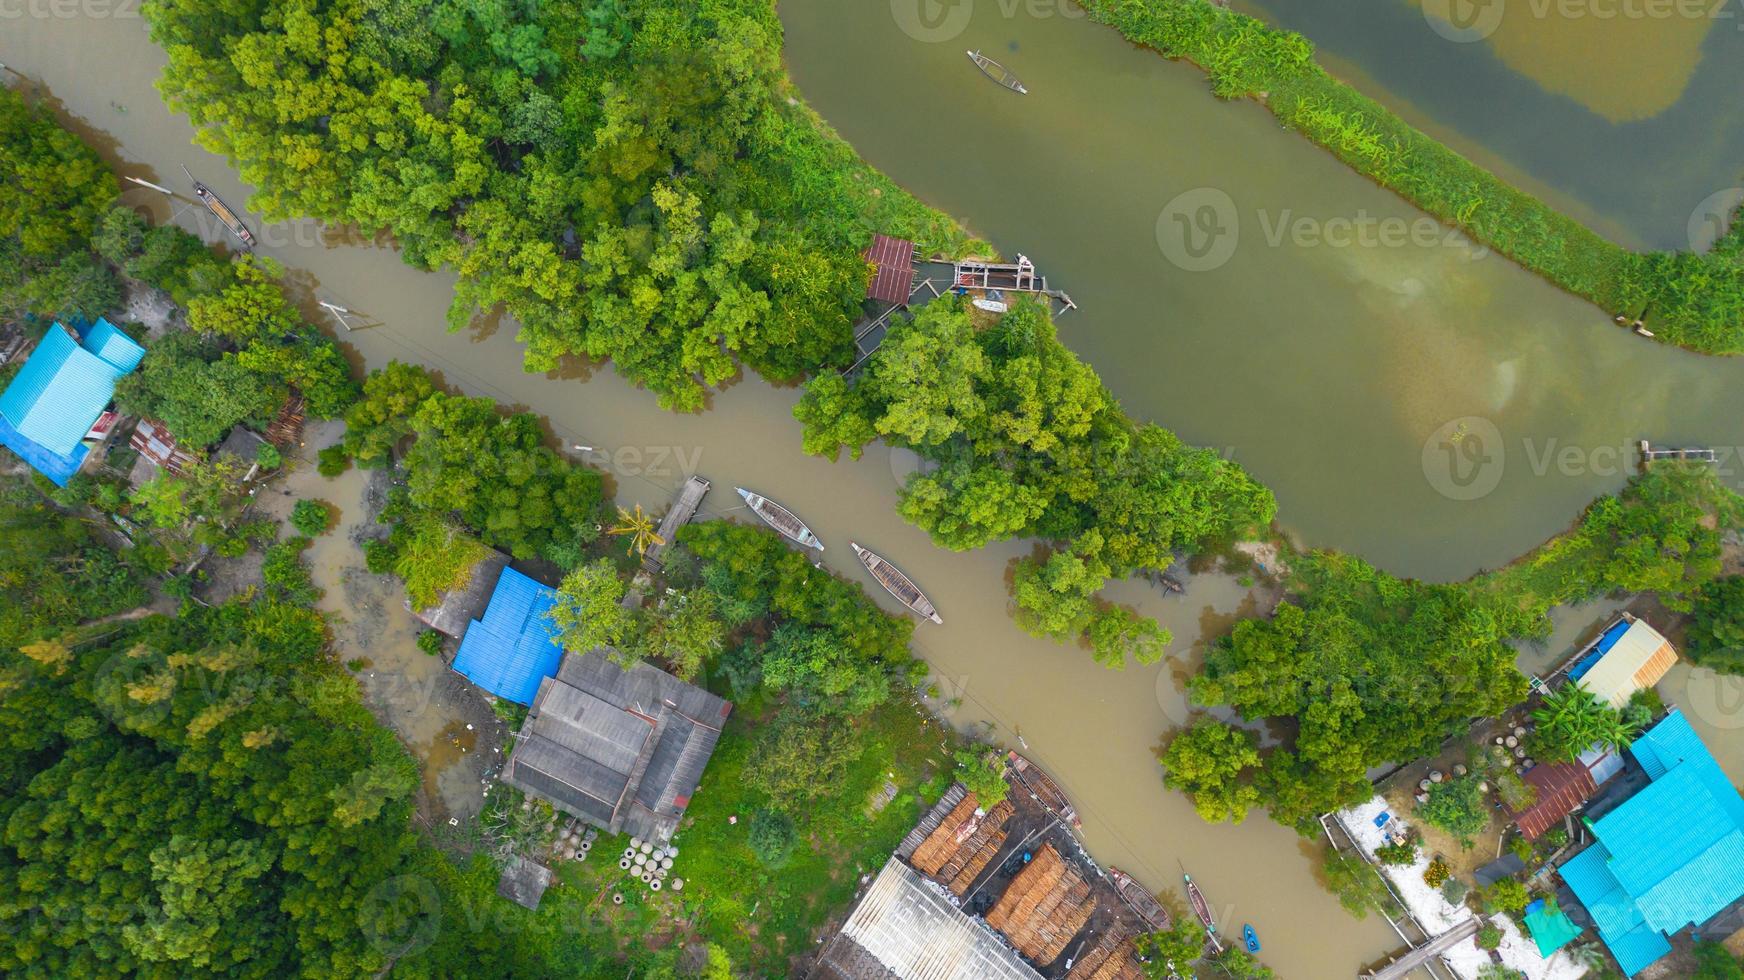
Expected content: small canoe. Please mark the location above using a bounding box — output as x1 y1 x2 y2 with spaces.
850 542 941 624
1108 866 1171 931
1243 924 1261 954
971 298 1008 313
967 50 1028 95
1007 750 1081 829
736 488 823 551
1184 872 1224 954
181 166 256 249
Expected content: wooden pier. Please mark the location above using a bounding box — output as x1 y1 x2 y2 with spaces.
953 255 1077 313
1640 440 1718 464
644 475 710 569
1361 918 1480 980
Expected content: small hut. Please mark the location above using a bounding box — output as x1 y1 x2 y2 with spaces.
496 855 554 911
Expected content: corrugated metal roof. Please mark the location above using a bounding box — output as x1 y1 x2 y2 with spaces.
864 234 916 305
0 324 131 456
1560 710 1744 976
1509 761 1598 840
1580 620 1676 709
81 318 146 372
450 567 564 704
0 410 88 485
827 858 1043 980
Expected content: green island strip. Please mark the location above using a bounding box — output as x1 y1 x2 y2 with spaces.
1079 0 1744 352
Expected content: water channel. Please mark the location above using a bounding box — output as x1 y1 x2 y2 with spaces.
7 6 1744 976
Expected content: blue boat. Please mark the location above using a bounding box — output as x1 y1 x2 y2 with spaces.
1243 924 1261 954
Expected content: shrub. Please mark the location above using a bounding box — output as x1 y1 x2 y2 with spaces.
1507 836 1535 863
416 630 443 657
1375 836 1419 867
254 443 282 470
1440 878 1469 906
1476 923 1503 951
1543 827 1569 849
954 750 1009 808
395 518 490 609
746 808 796 868
261 537 319 603
1423 857 1451 889
1482 878 1530 916
1418 775 1490 847
316 444 350 478
362 538 396 575
289 499 333 537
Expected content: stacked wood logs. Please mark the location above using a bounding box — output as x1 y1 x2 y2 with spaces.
986 844 1096 963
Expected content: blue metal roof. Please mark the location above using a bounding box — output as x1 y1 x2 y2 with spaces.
81 318 146 372
0 410 88 486
1561 710 1744 975
451 567 565 705
0 324 134 456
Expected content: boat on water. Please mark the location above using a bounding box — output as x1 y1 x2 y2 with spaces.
736 488 823 551
1243 924 1261 954
1006 750 1081 829
967 50 1028 94
181 165 256 249
1184 871 1225 954
850 542 942 624
1108 866 1171 931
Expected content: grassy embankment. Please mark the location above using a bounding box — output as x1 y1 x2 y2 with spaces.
1080 0 1744 353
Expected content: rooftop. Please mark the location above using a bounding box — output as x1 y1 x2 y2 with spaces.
414 550 510 639
864 234 915 305
496 855 554 911
1574 618 1678 709
450 567 565 705
1560 709 1744 976
0 320 145 484
1508 758 1602 840
501 649 731 843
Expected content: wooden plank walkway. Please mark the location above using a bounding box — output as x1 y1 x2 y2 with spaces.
644 475 709 568
1640 440 1717 463
1362 918 1480 980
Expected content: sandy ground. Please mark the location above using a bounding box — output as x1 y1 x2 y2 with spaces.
1339 797 1586 980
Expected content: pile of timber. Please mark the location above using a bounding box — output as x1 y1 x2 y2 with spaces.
986 843 1097 964
1066 928 1145 980
896 783 966 861
909 792 1015 895
266 394 305 447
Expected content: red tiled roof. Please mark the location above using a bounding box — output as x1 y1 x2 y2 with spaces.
863 234 915 304
1508 760 1599 840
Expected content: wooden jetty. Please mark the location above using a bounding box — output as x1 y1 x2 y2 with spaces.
1361 919 1480 980
850 542 941 624
967 50 1028 94
736 487 823 551
1007 750 1081 829
644 475 710 567
1107 866 1171 931
181 166 256 249
954 255 1077 312
1640 440 1718 464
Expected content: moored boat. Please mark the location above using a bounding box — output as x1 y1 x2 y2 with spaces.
1006 750 1081 829
1108 866 1171 931
967 50 1028 94
1243 923 1261 954
736 487 823 551
1184 871 1224 954
182 165 256 249
849 542 941 624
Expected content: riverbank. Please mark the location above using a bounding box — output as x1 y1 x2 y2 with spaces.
1079 0 1744 353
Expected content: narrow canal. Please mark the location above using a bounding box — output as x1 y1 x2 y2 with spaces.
6 6 1743 976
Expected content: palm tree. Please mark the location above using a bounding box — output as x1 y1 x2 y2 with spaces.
607 504 663 557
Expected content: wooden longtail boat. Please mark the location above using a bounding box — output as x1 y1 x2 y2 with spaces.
1183 871 1225 954
1108 866 1172 931
181 166 256 249
849 542 941 624
1006 750 1081 829
967 50 1028 94
735 488 823 551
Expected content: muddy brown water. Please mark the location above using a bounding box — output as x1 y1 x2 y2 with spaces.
13 9 1744 974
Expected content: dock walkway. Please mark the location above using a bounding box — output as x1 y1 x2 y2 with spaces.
1640 440 1718 463
644 475 710 568
1361 918 1480 980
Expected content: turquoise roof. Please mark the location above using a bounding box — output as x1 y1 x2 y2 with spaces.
1522 901 1583 958
451 568 565 705
1562 710 1744 976
0 322 141 457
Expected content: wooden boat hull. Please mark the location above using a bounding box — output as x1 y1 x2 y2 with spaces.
849 542 941 624
191 183 256 249
1184 873 1224 954
1108 866 1171 931
736 488 823 550
1006 750 1080 829
967 50 1028 94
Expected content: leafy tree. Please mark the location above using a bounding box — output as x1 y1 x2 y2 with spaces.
1687 576 1744 674
861 301 989 446
1531 682 1640 762
290 499 333 537
116 330 286 448
791 373 875 461
547 558 635 655
953 750 1008 808
393 517 491 610
1481 878 1530 916
343 361 437 467
1418 775 1490 847
1476 923 1503 951
1160 719 1262 824
1693 940 1744 980
640 588 727 680
1087 605 1170 669
1011 533 1111 641
1213 948 1275 980
1321 847 1391 919
0 478 145 646
758 623 890 716
1136 920 1206 979
745 808 795 868
185 254 300 345
744 707 861 806
0 87 116 260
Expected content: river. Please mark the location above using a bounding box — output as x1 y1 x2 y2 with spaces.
3 7 1740 978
